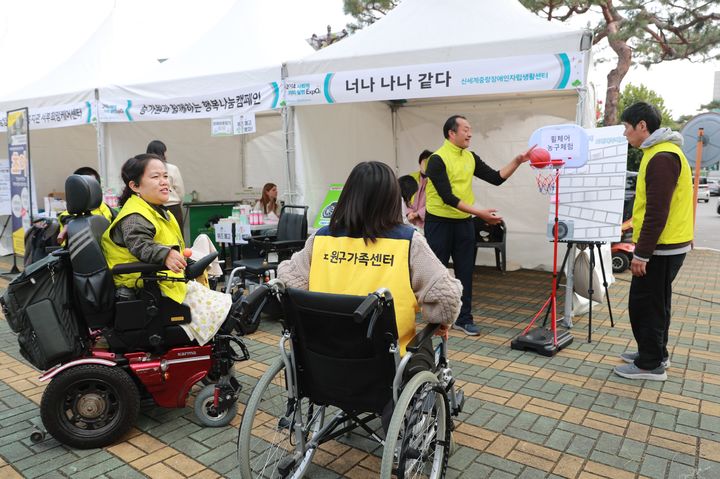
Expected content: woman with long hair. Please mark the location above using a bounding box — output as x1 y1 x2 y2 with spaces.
278 161 461 355
101 154 230 344
253 182 281 224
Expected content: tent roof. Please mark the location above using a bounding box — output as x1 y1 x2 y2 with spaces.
102 0 315 101
287 0 588 76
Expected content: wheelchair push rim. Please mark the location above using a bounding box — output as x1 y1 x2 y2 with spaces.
381 370 450 479
238 357 325 479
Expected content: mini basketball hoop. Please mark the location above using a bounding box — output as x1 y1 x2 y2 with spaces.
530 147 564 195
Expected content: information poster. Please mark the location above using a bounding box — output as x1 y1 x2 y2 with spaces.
313 184 343 229
6 108 32 256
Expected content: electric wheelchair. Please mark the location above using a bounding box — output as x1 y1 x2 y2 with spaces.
237 281 465 479
2 175 253 449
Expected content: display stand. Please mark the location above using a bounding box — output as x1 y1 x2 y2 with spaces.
0 215 20 277
549 241 614 343
511 158 573 356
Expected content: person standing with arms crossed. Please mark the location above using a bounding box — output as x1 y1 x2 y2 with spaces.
614 102 693 381
424 115 533 335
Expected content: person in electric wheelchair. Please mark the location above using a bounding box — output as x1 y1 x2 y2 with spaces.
0 169 251 450
237 161 465 479
101 154 231 344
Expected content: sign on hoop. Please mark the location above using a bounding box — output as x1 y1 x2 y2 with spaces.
529 124 589 168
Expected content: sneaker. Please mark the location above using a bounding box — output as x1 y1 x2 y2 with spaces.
620 351 670 369
613 363 667 381
452 322 480 336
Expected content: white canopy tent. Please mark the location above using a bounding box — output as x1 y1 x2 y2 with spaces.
99 0 316 200
0 0 314 204
285 0 594 270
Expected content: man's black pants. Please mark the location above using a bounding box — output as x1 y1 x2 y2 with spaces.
424 219 475 325
629 253 685 370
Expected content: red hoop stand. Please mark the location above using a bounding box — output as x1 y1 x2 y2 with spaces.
511 160 574 356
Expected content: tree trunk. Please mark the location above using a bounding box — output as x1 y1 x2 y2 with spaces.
603 41 632 125
601 2 632 126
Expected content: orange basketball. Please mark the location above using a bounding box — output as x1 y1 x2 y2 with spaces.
529 147 551 167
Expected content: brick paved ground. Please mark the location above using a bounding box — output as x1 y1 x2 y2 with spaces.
0 249 718 478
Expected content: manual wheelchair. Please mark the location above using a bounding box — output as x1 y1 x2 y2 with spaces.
2 175 254 449
237 281 465 479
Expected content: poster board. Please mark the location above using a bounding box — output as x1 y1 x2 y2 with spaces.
548 125 628 242
313 184 343 229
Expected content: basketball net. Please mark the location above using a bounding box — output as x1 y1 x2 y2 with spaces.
531 161 564 195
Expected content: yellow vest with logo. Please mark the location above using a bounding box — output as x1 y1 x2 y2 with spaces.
309 225 419 355
101 195 187 303
425 140 475 219
632 141 694 245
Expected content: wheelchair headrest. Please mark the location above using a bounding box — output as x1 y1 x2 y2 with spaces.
65 174 102 214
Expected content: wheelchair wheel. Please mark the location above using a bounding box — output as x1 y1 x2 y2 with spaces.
40 364 140 449
380 371 450 479
238 357 325 479
194 384 238 427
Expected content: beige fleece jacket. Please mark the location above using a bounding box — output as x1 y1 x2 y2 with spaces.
277 231 462 325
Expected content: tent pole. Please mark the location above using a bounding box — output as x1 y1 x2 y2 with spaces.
94 89 108 188
281 63 299 204
391 103 400 174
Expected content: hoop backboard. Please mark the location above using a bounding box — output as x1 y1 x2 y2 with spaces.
529 124 589 169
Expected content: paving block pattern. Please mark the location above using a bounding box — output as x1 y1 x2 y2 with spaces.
0 249 718 478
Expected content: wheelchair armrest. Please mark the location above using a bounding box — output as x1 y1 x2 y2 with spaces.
249 235 278 247
266 239 306 251
185 252 218 280
111 262 166 275
406 323 440 354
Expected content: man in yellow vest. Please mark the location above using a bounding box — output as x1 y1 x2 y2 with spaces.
424 115 532 335
614 102 693 381
57 166 116 244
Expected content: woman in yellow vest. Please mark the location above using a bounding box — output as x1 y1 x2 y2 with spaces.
101 154 231 345
277 161 462 360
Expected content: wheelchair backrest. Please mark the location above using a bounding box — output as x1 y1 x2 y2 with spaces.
282 287 398 414
276 205 308 242
64 175 115 328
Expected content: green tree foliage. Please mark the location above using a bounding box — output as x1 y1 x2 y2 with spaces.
343 0 399 33
519 1 720 126
618 83 677 170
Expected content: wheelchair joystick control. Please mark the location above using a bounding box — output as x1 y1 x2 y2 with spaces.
183 248 193 258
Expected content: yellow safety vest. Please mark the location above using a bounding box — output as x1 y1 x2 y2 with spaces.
58 202 115 231
409 170 421 204
101 195 187 303
425 140 475 219
632 141 694 245
309 225 419 355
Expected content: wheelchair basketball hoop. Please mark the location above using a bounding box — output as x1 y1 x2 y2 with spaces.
531 159 565 195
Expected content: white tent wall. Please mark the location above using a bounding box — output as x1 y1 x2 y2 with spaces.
292 92 578 271
292 102 395 216
395 92 579 270
103 113 286 202
27 125 99 199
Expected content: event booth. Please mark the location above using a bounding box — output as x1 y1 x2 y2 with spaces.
0 0 314 204
284 0 594 270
